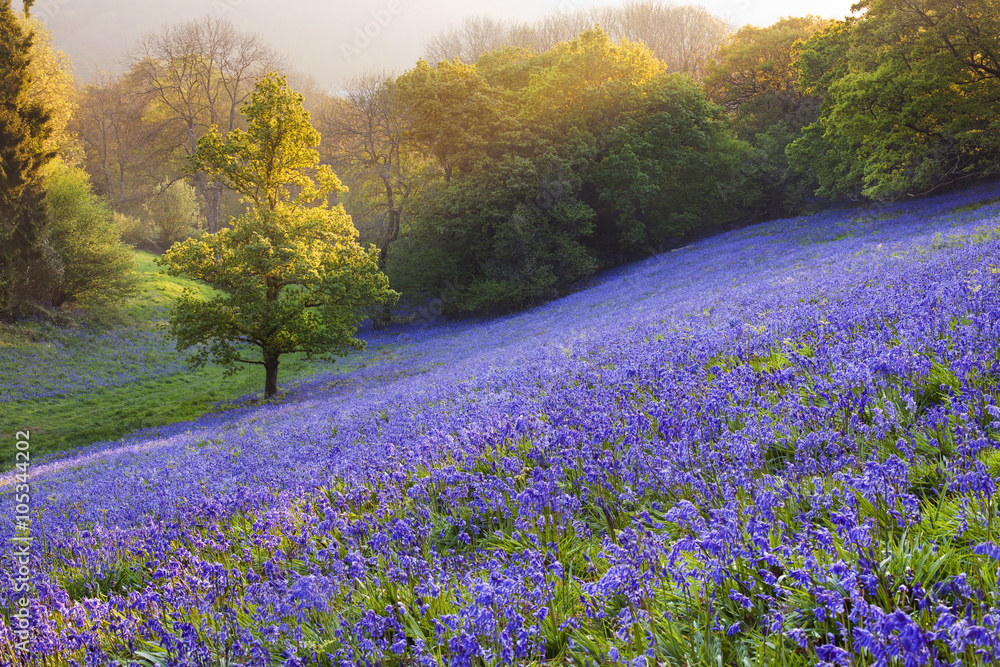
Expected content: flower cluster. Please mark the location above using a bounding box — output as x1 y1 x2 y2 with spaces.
0 315 189 403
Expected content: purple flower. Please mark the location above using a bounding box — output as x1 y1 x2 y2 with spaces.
973 541 1000 562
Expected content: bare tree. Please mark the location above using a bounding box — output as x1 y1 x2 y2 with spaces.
642 4 732 77
318 71 418 270
523 9 596 51
129 15 284 232
73 73 179 213
424 15 513 64
316 71 433 326
423 2 731 77
285 70 333 120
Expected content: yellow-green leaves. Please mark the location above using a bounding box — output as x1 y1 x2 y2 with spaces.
191 73 343 211
161 74 397 398
514 28 665 136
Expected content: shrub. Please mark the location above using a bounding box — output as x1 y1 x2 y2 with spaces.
143 179 204 251
43 160 137 307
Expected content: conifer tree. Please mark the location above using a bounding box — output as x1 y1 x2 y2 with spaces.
0 0 52 315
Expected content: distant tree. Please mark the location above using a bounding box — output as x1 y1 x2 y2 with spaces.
424 15 512 65
161 74 397 398
74 72 181 214
0 0 52 316
391 144 598 315
43 160 136 307
705 16 830 114
396 58 517 182
704 16 831 218
318 71 416 269
131 15 284 232
600 2 731 77
424 2 731 77
512 27 665 139
790 0 1000 198
318 71 433 327
142 179 204 251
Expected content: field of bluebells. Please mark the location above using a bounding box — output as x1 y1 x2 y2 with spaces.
0 311 190 403
3 185 1000 666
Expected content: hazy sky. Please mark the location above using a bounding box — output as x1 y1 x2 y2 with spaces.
18 0 858 89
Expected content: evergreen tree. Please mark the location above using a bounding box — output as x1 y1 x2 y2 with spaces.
0 0 52 315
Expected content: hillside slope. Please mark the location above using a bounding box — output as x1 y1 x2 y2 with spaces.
0 251 373 464
2 185 1000 665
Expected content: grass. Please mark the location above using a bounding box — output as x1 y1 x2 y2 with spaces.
951 195 1000 214
0 250 374 468
125 250 216 315
0 353 348 467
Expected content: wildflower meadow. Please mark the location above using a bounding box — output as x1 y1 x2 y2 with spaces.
3 185 1000 665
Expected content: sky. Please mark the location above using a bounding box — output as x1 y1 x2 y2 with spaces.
16 0 859 89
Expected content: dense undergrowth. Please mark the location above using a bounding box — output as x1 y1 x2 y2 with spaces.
3 185 1000 665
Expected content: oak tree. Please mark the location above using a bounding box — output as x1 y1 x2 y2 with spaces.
161 74 397 398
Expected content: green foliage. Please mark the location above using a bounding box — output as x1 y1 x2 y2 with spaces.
508 27 666 139
704 17 831 220
391 148 597 314
391 29 743 314
789 0 1000 199
114 211 150 249
0 0 53 315
140 179 205 251
396 57 520 183
588 74 746 257
0 251 382 467
162 74 397 397
43 160 137 307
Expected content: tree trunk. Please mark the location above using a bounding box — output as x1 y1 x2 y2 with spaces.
264 356 279 399
194 172 224 233
206 182 222 233
375 207 401 327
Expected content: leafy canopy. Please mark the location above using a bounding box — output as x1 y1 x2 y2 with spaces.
703 17 831 219
161 73 397 398
789 0 1000 198
391 29 742 314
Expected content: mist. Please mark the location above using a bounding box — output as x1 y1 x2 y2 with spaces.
18 0 855 88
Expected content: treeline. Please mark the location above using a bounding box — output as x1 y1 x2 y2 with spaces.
376 32 743 314
3 0 998 321
358 0 1000 315
423 3 729 78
